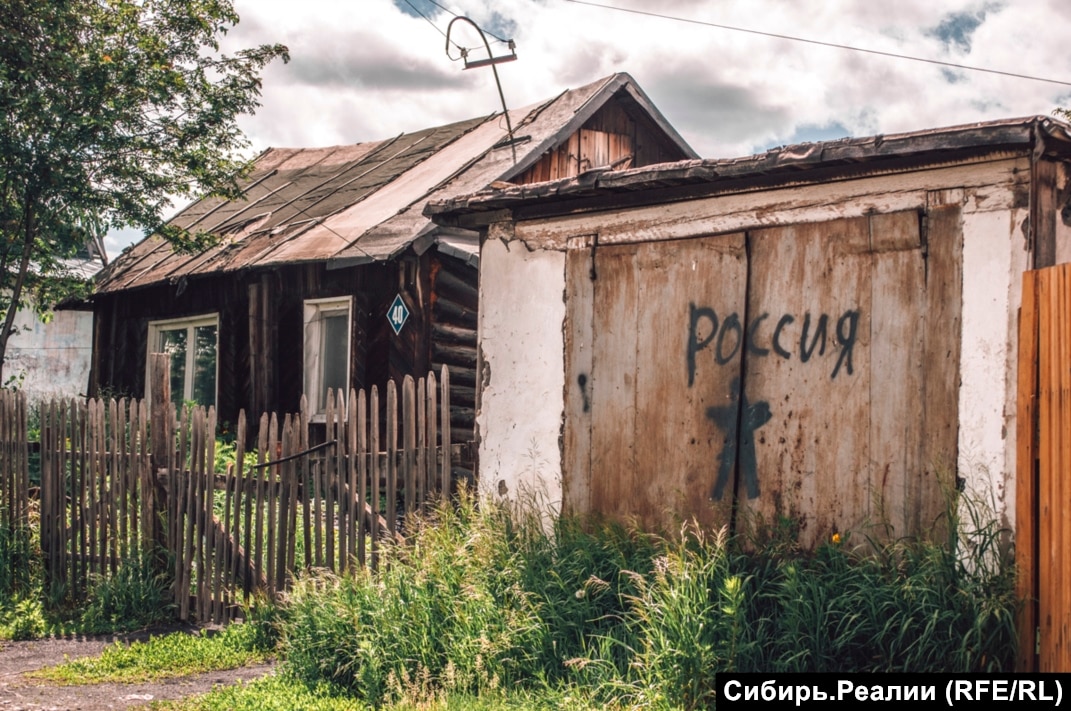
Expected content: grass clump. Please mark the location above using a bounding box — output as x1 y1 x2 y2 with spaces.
284 488 545 705
80 548 175 633
31 621 272 684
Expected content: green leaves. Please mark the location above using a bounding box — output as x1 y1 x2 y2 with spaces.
0 0 287 378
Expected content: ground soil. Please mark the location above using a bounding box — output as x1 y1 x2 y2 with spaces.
0 626 276 710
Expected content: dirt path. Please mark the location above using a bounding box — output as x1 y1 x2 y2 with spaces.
0 628 277 710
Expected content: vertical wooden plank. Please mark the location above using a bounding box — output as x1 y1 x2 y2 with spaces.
58 400 69 593
334 392 347 573
440 367 451 502
255 413 268 594
300 397 312 572
239 410 253 598
427 371 438 501
313 405 323 568
190 407 204 621
403 376 416 518
589 244 638 524
357 388 368 568
231 414 245 600
86 401 97 582
128 399 138 556
416 377 427 511
178 407 193 620
744 218 873 548
1038 267 1056 669
223 463 234 621
386 381 397 535
118 399 129 564
1054 264 1071 670
207 407 222 623
107 398 118 576
292 403 305 581
274 416 290 593
347 389 358 567
920 204 963 538
39 400 51 593
96 399 108 581
564 238 595 516
75 400 87 597
324 394 335 572
868 211 926 540
629 236 746 531
266 413 278 596
1018 268 1040 671
370 385 380 569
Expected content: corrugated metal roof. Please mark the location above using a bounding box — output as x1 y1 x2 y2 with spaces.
95 72 693 293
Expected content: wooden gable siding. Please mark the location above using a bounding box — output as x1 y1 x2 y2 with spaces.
515 100 681 184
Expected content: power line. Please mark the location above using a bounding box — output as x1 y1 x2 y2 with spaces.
565 0 1071 88
401 0 466 55
423 0 512 44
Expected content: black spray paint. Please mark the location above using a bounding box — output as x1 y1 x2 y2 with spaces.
687 303 861 382
706 377 771 501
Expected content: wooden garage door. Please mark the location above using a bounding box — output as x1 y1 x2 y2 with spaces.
564 209 961 546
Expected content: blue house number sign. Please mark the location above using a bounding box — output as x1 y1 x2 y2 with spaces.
387 294 410 335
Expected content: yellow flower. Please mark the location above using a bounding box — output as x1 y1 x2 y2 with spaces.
831 533 842 545
102 54 112 63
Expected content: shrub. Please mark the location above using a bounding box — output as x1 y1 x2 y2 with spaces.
81 548 174 632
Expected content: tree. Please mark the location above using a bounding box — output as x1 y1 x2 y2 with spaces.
0 0 288 385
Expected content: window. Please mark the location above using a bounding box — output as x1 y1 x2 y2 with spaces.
148 314 219 407
304 297 352 414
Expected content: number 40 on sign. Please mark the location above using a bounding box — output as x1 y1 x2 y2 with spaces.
388 294 410 335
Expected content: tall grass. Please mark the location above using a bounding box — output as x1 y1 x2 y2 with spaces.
274 486 1020 708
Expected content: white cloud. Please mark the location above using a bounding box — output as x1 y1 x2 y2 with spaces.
108 0 1071 249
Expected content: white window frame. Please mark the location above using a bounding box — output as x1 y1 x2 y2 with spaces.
304 297 352 417
147 313 219 406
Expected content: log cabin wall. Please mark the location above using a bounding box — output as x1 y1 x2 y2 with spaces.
89 251 478 444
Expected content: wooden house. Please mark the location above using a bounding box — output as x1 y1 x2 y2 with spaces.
87 73 696 442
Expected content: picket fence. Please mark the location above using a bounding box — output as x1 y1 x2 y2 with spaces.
2 365 463 623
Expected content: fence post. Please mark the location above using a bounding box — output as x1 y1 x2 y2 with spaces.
149 353 171 562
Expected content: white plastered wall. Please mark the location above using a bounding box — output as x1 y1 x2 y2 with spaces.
476 236 566 513
957 195 1030 526
6 307 93 399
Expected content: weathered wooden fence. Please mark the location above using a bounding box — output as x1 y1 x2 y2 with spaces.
4 367 463 623
0 390 30 568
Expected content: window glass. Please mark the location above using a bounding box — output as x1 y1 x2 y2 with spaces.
303 299 351 414
148 316 217 407
160 327 188 403
192 324 218 408
321 312 348 406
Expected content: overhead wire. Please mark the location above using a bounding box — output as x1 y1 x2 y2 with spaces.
422 0 513 44
402 0 512 60
564 0 1071 88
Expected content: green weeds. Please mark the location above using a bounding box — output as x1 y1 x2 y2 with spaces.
31 621 272 684
279 486 1019 709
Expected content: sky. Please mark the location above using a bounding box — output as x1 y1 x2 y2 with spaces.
105 0 1071 256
